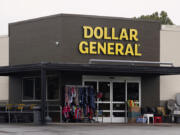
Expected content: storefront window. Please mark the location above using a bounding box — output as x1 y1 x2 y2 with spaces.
23 79 34 100
23 76 59 100
113 82 125 101
99 82 110 101
35 78 41 99
23 77 41 100
47 76 59 100
127 83 139 100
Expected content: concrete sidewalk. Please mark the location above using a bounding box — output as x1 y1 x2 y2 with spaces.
0 123 180 135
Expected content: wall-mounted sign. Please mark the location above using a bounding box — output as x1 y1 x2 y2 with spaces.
79 26 142 56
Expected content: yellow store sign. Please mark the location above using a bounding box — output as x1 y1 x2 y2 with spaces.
79 26 142 56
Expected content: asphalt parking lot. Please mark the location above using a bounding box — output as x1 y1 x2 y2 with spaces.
0 123 180 135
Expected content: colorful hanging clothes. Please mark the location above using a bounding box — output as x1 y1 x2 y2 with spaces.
63 85 95 122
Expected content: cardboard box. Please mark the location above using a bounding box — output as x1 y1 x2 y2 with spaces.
128 118 136 123
128 112 141 118
157 107 166 116
128 106 140 113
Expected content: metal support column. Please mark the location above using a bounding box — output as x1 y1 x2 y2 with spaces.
41 67 47 125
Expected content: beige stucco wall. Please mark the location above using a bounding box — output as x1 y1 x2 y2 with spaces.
0 36 9 103
160 25 180 100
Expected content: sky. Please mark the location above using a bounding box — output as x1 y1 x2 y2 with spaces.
0 0 180 35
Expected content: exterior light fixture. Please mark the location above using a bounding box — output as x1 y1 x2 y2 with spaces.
55 41 60 47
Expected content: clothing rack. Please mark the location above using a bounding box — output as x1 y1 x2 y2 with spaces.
65 85 92 88
63 85 96 122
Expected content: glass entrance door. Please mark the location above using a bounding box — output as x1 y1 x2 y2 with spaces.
84 81 111 122
112 82 126 123
83 76 141 123
112 82 140 123
98 82 111 122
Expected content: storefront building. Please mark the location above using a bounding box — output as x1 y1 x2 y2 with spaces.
0 14 180 123
0 36 9 103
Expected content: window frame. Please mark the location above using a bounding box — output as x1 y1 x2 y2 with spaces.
22 75 60 102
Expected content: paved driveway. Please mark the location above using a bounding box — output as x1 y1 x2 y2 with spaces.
0 124 180 135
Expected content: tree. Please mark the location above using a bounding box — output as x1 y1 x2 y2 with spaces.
134 11 174 25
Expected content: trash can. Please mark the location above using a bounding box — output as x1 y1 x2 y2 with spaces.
32 106 41 124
